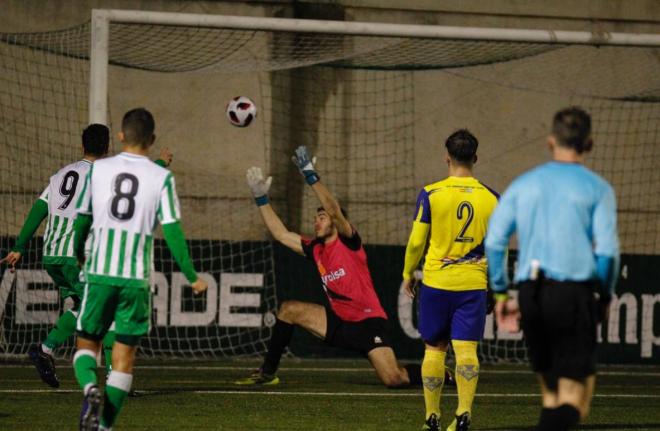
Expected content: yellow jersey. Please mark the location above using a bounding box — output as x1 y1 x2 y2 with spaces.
404 176 499 291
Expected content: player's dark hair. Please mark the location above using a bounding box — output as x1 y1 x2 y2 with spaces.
317 206 348 219
552 107 593 154
82 123 109 157
445 129 478 165
121 107 155 148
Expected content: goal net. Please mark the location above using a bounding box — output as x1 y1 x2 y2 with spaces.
0 11 658 361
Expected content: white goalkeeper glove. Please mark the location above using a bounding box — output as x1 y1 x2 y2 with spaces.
291 145 319 185
246 167 273 206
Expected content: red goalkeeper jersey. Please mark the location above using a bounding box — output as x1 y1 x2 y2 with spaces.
301 229 387 322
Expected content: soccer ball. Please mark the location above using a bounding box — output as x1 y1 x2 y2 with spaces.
226 96 257 127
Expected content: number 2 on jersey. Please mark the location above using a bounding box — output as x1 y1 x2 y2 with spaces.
110 173 139 220
455 201 474 243
58 171 79 210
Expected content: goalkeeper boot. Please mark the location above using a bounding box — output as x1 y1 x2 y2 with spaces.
79 385 102 431
447 412 471 431
234 369 280 386
28 344 60 388
422 413 440 431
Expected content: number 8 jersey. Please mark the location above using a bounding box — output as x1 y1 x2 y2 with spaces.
414 177 499 291
76 152 180 288
39 159 92 265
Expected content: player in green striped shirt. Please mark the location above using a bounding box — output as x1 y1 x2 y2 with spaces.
72 108 207 430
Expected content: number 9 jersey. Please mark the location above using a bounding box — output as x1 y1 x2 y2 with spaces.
414 177 499 291
76 152 180 288
39 159 92 265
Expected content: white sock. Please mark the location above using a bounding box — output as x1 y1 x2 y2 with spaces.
107 370 133 392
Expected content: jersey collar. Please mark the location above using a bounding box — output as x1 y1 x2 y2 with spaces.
119 152 148 160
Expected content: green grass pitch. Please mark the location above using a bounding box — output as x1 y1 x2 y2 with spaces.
1 359 659 430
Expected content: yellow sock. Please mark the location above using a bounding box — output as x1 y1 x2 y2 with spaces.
453 340 480 416
422 348 446 421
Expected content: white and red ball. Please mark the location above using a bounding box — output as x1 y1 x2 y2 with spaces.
226 96 257 127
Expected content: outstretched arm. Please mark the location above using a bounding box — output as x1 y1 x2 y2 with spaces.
247 167 303 255
291 146 352 238
0 192 49 271
310 182 353 238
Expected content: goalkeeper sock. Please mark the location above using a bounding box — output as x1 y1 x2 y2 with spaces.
534 407 556 431
422 349 446 421
537 405 580 431
101 371 133 428
554 404 580 430
404 363 422 385
262 318 294 375
537 408 552 428
73 349 98 394
43 309 77 351
102 330 116 375
453 340 480 416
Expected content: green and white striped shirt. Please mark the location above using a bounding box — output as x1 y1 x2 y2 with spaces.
76 152 180 288
41 159 93 265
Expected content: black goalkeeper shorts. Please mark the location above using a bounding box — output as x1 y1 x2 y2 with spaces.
518 277 598 390
324 306 391 356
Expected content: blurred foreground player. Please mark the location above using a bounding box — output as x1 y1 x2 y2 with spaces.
72 108 206 430
485 107 619 431
237 145 421 388
401 130 498 431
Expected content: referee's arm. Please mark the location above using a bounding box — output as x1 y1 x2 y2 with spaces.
592 184 620 298
485 187 517 298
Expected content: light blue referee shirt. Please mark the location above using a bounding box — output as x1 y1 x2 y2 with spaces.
485 161 619 293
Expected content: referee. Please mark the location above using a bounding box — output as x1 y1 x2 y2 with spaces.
485 107 619 431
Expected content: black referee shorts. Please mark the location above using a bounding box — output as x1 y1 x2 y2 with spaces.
518 278 598 390
324 306 391 356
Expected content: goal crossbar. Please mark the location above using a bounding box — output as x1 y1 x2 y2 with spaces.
89 8 660 129
95 9 660 46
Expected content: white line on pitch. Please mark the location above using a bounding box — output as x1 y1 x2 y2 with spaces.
2 364 658 377
0 389 659 399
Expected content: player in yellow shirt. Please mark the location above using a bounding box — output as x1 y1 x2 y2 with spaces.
401 130 499 431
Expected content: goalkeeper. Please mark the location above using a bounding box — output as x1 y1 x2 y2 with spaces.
237 146 421 388
485 107 619 431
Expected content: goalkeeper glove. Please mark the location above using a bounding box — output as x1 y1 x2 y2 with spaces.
246 167 273 206
291 145 319 185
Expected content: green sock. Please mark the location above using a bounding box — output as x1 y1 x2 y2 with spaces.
43 310 77 350
73 349 98 393
102 330 116 375
101 371 133 428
